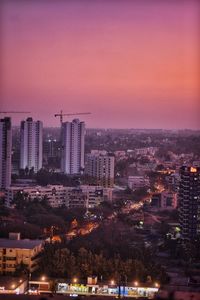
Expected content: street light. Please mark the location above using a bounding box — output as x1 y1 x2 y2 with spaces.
134 281 139 287
41 276 46 281
110 280 115 285
11 284 16 289
73 278 78 283
154 282 159 288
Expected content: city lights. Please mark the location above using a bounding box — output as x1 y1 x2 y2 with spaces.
41 276 46 281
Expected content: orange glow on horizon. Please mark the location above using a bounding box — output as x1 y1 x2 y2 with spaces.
0 0 199 129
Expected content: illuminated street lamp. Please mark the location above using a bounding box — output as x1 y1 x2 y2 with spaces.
73 278 78 283
11 284 16 289
134 281 139 287
110 280 115 285
41 276 46 281
154 282 159 288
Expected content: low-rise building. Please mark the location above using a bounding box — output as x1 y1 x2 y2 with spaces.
161 191 177 209
150 191 177 210
5 185 67 208
65 188 86 208
80 185 113 208
134 147 158 156
5 184 113 209
66 185 113 208
128 176 150 190
0 233 43 275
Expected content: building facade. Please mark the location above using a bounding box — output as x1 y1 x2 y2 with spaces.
150 191 177 210
5 185 67 208
66 185 113 208
128 176 150 190
61 119 85 174
5 184 112 208
85 154 115 188
20 117 43 173
179 166 200 240
0 117 12 189
0 233 43 275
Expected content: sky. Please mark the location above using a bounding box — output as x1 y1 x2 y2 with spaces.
0 0 199 129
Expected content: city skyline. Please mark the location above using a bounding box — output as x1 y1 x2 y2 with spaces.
0 0 199 129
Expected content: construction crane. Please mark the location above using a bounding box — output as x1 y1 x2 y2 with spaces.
54 110 91 125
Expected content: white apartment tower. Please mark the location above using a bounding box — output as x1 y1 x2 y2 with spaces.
20 118 43 173
61 119 85 174
0 117 12 189
85 154 115 188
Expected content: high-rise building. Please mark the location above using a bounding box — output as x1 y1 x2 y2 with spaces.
85 153 115 187
179 166 200 240
20 117 43 173
61 119 85 174
0 117 12 189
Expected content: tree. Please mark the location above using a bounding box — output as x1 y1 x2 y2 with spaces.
12 191 28 210
14 261 29 277
29 213 66 232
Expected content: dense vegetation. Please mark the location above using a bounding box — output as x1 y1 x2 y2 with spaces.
39 243 168 284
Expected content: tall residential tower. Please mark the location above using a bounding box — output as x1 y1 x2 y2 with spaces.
20 117 43 173
61 119 85 174
179 166 200 240
0 117 12 189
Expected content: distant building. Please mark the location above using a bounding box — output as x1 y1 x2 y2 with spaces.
43 139 60 159
5 184 112 208
114 150 126 160
80 185 113 208
5 185 67 208
66 185 113 209
61 119 85 174
134 147 158 156
128 176 150 190
161 191 177 209
85 153 115 188
179 166 200 240
20 117 43 173
0 117 12 189
150 193 161 208
65 188 87 208
0 233 43 274
91 150 107 156
165 172 180 192
193 160 200 167
150 191 177 210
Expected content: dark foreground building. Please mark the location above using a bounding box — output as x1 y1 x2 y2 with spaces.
179 166 200 240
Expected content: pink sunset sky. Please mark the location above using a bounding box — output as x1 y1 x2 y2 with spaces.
0 0 199 129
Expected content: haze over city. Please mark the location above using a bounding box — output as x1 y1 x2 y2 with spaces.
1 0 199 129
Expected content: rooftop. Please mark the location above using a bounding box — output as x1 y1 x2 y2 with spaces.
0 239 43 249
